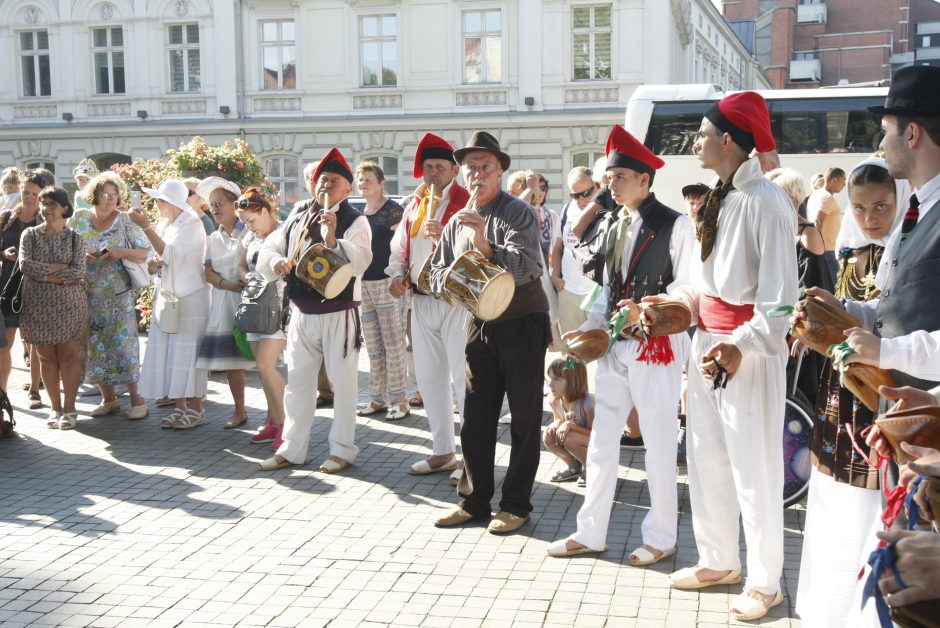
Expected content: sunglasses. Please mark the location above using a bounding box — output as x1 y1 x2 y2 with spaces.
569 188 595 200
236 198 263 210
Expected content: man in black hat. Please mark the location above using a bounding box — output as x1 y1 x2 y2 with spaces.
428 131 550 535
681 182 709 223
805 65 940 390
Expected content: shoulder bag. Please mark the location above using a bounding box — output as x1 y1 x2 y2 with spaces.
154 245 180 334
0 211 22 317
119 212 152 291
235 275 281 335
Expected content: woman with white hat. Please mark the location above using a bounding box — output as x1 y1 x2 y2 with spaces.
195 176 253 429
129 179 210 429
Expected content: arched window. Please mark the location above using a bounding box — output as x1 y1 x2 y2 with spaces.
361 154 400 196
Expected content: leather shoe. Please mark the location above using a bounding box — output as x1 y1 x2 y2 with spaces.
487 511 529 535
433 507 481 528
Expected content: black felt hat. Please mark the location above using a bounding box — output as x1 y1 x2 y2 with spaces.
681 183 710 198
870 65 940 118
453 131 511 170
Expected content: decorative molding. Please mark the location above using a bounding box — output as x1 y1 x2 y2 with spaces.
23 6 41 25
160 99 206 115
174 0 190 17
584 128 596 143
671 0 693 47
455 90 507 107
252 97 301 112
99 2 115 20
88 101 131 117
13 104 56 120
352 93 402 110
564 88 619 104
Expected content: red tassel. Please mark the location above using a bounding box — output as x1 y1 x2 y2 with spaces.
637 335 674 365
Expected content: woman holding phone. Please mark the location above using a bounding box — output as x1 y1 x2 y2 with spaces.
70 172 151 419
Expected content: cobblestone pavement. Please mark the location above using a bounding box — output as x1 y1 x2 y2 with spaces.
0 341 805 627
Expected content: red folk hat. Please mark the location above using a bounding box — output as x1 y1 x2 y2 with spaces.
413 133 456 178
704 91 776 154
605 124 664 175
312 147 353 184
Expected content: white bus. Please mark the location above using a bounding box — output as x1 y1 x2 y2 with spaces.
625 84 889 210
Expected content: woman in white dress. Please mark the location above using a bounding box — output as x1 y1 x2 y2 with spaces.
195 177 253 429
129 180 211 429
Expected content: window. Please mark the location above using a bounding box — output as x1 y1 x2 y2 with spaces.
462 9 501 84
571 149 604 172
260 20 296 90
368 155 399 195
19 30 51 97
573 5 612 80
264 155 300 212
794 51 818 60
92 27 125 95
360 15 398 87
168 24 200 93
25 161 55 174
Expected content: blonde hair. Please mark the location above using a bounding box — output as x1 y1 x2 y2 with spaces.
546 358 589 404
766 167 807 211
84 171 128 205
355 161 385 182
1 166 22 191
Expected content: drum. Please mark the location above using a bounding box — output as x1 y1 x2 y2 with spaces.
414 252 454 304
295 243 353 299
782 394 814 507
442 250 515 321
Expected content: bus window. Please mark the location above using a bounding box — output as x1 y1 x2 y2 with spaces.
645 102 711 155
769 97 883 154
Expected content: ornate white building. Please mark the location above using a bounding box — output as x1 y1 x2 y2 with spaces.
0 0 767 207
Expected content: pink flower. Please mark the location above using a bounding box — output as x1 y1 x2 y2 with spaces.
235 160 245 170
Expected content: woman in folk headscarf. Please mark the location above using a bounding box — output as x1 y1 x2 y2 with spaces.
795 157 908 628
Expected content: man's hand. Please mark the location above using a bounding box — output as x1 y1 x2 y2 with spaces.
3 246 17 262
876 529 940 607
882 385 938 412
551 275 565 293
274 258 295 276
791 287 843 326
843 327 881 367
319 210 338 248
389 276 407 298
424 219 443 242
700 342 743 381
614 298 641 327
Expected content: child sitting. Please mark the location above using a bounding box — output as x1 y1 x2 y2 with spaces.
543 359 595 482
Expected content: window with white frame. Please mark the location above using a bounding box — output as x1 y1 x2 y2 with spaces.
572 4 612 81
462 9 501 84
260 20 296 90
25 160 55 175
168 24 201 93
367 155 399 195
571 149 604 173
92 27 125 95
19 30 51 97
360 15 398 87
264 155 300 211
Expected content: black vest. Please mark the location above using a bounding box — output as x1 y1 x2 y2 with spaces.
286 199 361 304
874 198 940 389
606 193 681 318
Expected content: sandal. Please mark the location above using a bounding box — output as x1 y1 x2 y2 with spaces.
550 463 582 483
356 402 387 417
730 590 784 621
28 391 42 410
154 397 176 407
628 545 675 566
58 412 78 431
223 413 247 429
386 405 410 421
161 409 183 429
173 408 206 430
319 457 351 473
46 411 61 429
409 393 423 407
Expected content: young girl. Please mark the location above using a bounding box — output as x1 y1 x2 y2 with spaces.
543 359 594 483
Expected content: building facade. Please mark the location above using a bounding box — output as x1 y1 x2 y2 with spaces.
1 0 765 208
723 0 940 89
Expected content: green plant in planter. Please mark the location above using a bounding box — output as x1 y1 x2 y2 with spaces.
167 136 276 197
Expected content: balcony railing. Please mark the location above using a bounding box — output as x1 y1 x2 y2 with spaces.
789 59 821 81
797 3 827 24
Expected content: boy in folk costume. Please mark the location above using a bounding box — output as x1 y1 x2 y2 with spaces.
387 133 471 479
547 125 694 563
257 148 372 473
667 92 798 622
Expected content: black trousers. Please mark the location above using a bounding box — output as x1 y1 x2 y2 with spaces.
457 312 550 518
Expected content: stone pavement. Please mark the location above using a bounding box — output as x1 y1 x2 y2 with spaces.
0 341 805 627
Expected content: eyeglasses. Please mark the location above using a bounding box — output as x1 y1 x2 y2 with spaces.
187 189 196 198
210 200 230 210
569 188 595 200
236 198 263 210
99 192 118 200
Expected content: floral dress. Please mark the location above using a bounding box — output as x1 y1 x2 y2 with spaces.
70 208 150 385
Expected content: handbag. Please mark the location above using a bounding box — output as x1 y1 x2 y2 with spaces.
119 213 151 291
234 275 281 335
0 266 23 317
154 246 180 334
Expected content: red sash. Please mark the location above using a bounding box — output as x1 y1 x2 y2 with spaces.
697 295 754 334
403 182 470 271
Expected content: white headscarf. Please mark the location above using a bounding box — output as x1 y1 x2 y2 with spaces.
835 157 910 251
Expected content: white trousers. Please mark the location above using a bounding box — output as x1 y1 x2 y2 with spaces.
571 333 689 551
796 469 881 628
556 288 589 335
277 306 360 464
686 329 786 595
411 294 470 456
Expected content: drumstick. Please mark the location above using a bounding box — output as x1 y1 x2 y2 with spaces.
288 192 328 265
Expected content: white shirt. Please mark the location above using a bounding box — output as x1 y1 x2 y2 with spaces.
676 156 799 357
581 202 695 331
846 170 940 380
257 202 372 301
558 200 596 296
157 211 208 299
386 180 456 285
